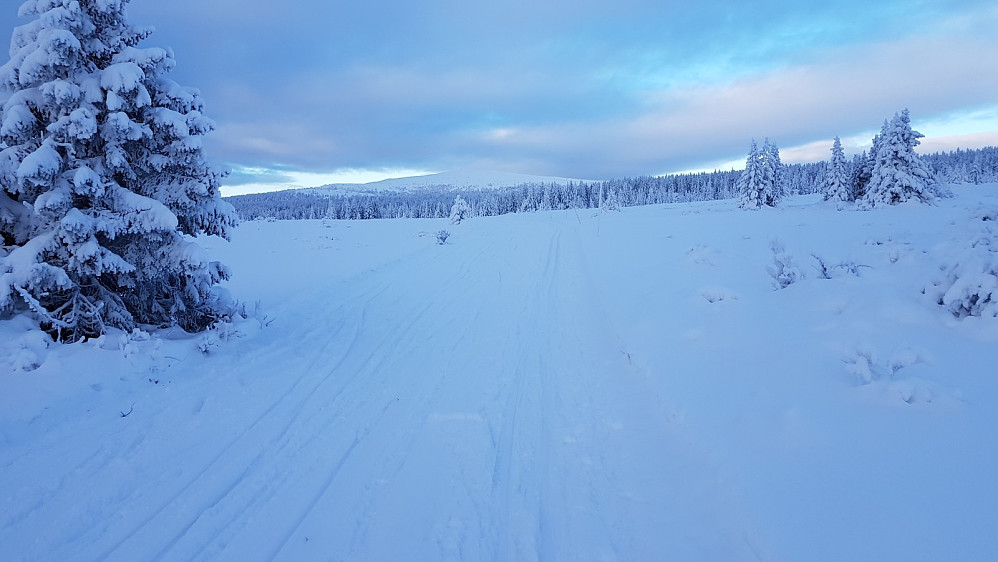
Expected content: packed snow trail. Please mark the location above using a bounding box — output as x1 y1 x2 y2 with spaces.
1 212 761 560
190 218 758 560
3 190 998 561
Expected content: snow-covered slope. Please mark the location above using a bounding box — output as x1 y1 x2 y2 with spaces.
313 169 591 195
2 187 997 560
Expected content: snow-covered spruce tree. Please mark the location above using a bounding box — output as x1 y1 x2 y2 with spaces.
762 139 784 205
861 109 936 207
823 136 852 202
853 123 885 200
601 185 620 211
449 194 470 224
849 152 866 199
737 140 764 208
738 139 783 208
0 0 237 340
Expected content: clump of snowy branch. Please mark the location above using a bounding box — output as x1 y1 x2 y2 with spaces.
435 230 450 245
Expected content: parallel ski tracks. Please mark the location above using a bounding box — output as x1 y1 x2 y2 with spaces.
3 213 759 561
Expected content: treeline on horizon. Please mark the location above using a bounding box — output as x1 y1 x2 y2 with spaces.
226 146 998 221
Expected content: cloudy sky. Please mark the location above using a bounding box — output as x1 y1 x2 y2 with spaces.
3 0 998 195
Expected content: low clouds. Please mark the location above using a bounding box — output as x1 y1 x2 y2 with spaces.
452 31 998 177
2 0 996 189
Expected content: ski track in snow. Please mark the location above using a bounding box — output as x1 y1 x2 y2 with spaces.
7 215 751 560
4 189 998 561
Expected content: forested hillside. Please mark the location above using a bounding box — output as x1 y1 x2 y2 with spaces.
227 147 998 221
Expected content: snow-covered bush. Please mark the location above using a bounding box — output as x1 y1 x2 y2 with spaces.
768 240 802 289
0 314 51 372
929 242 998 318
0 0 237 340
845 347 924 388
970 205 998 223
449 195 470 224
435 230 450 244
811 254 869 279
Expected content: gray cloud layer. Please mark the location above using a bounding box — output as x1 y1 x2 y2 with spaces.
2 0 996 185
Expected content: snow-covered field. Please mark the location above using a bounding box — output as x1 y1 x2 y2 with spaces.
2 186 997 561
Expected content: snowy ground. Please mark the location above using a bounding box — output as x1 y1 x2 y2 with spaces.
2 186 997 561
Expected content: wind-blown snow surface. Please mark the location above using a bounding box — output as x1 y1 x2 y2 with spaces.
3 186 998 561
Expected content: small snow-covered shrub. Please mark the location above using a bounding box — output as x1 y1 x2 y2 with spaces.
699 286 738 303
0 321 52 373
844 348 942 404
970 205 998 223
197 321 241 355
768 240 802 289
845 349 878 384
449 196 471 224
845 347 924 385
930 244 998 318
251 300 273 328
198 331 220 355
685 244 717 266
811 254 870 279
436 230 451 245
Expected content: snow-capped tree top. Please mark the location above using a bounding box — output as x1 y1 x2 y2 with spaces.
5 0 152 83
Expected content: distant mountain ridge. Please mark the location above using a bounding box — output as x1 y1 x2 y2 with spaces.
311 169 592 195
